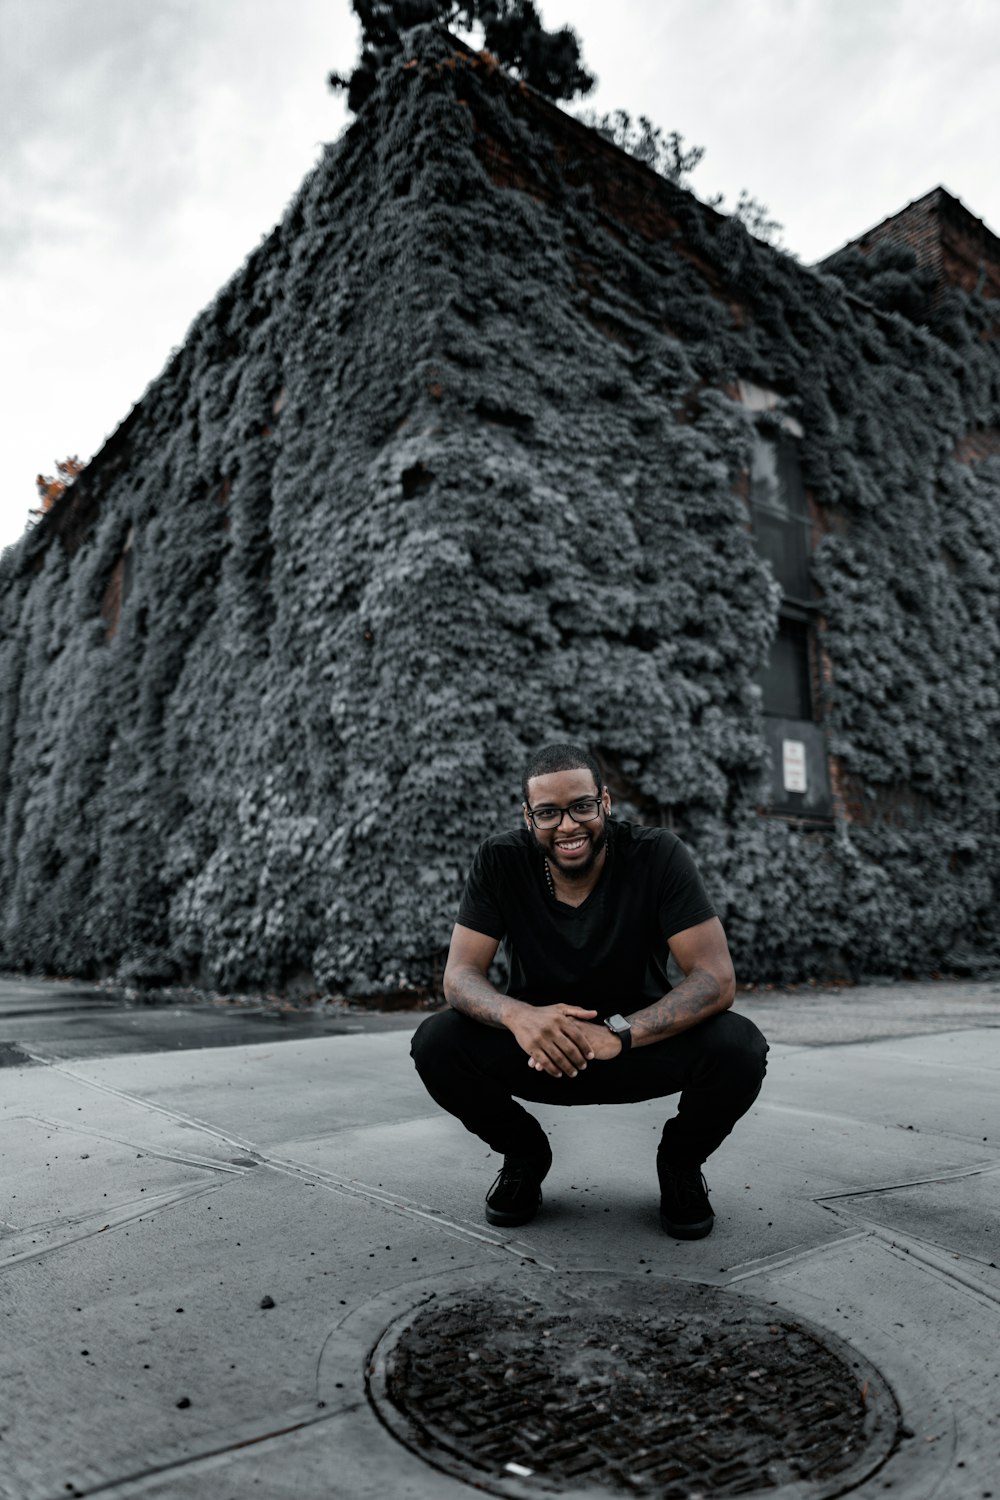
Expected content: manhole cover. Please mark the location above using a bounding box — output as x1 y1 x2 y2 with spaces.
367 1278 899 1498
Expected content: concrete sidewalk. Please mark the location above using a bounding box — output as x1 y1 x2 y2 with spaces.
1 980 997 1498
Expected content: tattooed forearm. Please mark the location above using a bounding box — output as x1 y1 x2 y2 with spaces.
626 968 730 1047
444 964 520 1030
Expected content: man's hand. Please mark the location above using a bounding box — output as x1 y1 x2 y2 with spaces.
576 1021 624 1062
508 1004 599 1078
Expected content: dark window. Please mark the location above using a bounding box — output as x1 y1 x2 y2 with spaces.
122 539 135 606
750 434 811 601
100 525 135 642
760 618 812 719
746 419 832 818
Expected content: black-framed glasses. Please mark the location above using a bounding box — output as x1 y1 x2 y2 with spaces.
526 797 603 830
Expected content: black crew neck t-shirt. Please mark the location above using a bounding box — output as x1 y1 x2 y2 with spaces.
456 819 716 1017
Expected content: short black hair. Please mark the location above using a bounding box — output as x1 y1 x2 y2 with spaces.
521 742 604 805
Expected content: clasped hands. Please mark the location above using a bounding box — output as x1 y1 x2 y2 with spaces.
508 1003 623 1078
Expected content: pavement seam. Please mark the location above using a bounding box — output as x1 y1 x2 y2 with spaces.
759 1098 996 1136
812 1207 1000 1309
13 1048 262 1151
723 1227 872 1284
814 1158 1000 1200
827 1042 1000 1073
5 1110 254 1176
261 1151 561 1269
11 1049 559 1270
0 1179 225 1268
872 1230 1000 1308
42 1401 366 1500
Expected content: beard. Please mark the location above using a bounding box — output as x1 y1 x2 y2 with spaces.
532 818 608 882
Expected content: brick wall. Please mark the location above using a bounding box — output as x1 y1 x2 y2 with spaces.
845 187 1000 303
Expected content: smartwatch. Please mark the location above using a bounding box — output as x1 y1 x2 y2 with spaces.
603 1014 632 1054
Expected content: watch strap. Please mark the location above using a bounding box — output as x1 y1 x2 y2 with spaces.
603 1014 632 1054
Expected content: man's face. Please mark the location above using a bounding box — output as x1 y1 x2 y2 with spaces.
523 767 610 882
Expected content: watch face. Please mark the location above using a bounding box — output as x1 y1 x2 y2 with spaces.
606 1014 628 1033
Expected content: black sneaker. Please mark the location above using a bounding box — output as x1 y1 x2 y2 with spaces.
658 1158 714 1239
484 1143 552 1227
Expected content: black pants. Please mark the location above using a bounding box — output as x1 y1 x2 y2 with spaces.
410 1007 769 1167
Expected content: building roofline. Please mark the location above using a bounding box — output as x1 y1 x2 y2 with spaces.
821 184 1000 265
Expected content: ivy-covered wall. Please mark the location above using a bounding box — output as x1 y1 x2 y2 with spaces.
1 26 998 992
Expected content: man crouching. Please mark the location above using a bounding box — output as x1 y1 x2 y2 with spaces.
411 742 768 1237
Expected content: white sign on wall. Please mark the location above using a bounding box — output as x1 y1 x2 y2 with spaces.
782 739 807 793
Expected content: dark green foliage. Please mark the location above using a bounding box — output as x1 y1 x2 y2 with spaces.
478 0 593 99
330 2 593 111
710 189 784 248
575 112 783 246
821 241 937 323
575 111 705 185
1 26 998 991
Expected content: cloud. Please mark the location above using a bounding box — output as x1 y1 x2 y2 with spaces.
553 0 1000 260
2 0 999 550
0 0 353 548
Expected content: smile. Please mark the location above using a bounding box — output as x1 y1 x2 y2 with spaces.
554 836 588 853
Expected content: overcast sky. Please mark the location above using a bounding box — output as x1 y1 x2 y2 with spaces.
3 0 999 554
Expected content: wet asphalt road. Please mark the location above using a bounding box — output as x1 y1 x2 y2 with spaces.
0 976 424 1064
3 973 999 1066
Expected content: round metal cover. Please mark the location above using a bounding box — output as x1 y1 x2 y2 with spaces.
367 1277 899 1498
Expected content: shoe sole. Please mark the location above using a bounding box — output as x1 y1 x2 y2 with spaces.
660 1211 714 1239
484 1193 542 1228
